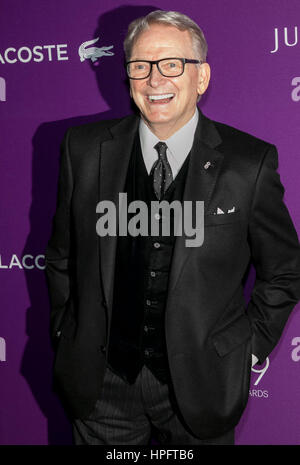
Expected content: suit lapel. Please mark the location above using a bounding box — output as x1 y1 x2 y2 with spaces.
98 114 139 312
167 110 224 293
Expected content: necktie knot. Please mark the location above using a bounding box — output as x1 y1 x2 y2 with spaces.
154 141 168 161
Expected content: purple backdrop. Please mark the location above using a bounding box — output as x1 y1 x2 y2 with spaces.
1 0 299 445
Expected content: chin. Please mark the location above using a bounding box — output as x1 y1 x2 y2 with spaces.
143 110 174 123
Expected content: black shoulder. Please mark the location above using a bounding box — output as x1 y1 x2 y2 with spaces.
67 116 125 141
213 120 274 155
63 114 137 157
207 118 279 183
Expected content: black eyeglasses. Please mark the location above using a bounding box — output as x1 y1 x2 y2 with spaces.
126 57 202 79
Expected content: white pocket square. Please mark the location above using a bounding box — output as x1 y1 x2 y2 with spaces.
214 206 236 215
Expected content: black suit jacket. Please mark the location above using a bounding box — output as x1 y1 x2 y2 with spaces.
45 109 300 438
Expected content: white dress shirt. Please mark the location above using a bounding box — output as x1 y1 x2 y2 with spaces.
139 108 199 178
138 108 259 369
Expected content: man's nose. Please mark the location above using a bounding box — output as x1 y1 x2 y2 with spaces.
147 63 166 86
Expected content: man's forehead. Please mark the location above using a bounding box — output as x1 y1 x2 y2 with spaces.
131 24 193 58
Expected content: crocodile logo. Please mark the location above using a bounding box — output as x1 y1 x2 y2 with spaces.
78 37 114 64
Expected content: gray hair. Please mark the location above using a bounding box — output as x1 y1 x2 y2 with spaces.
123 10 208 63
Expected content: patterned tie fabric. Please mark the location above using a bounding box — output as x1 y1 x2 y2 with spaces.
151 142 173 200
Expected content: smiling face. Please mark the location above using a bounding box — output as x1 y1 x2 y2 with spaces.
129 23 210 139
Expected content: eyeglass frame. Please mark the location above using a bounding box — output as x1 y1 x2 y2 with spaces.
125 57 203 80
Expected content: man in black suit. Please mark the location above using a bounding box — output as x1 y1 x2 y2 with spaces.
45 10 300 445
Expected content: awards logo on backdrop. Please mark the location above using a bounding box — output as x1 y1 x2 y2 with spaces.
0 338 6 362
270 26 298 53
249 358 270 399
291 77 300 102
1 0 300 446
291 337 300 361
0 77 6 101
0 44 69 63
0 40 115 65
269 27 300 103
0 254 45 270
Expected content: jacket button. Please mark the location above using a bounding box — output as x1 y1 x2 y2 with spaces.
100 345 106 354
102 300 107 308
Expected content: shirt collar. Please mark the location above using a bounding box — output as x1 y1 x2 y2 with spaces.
139 108 199 177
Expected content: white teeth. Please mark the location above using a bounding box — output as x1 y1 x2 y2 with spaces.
148 93 174 101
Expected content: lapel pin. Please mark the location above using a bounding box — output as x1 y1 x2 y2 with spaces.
204 161 212 170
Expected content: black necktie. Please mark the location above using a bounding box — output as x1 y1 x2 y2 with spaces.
151 142 173 200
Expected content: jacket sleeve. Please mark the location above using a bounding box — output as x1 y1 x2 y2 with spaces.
44 128 74 348
246 144 300 364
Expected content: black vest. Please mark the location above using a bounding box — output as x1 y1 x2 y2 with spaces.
107 133 191 384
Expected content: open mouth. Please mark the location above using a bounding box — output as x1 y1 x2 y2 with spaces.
146 93 175 104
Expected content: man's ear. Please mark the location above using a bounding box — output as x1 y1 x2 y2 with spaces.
197 62 211 96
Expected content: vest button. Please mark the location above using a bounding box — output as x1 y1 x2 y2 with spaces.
150 271 156 277
144 349 152 358
144 325 148 332
146 299 151 306
154 242 160 249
